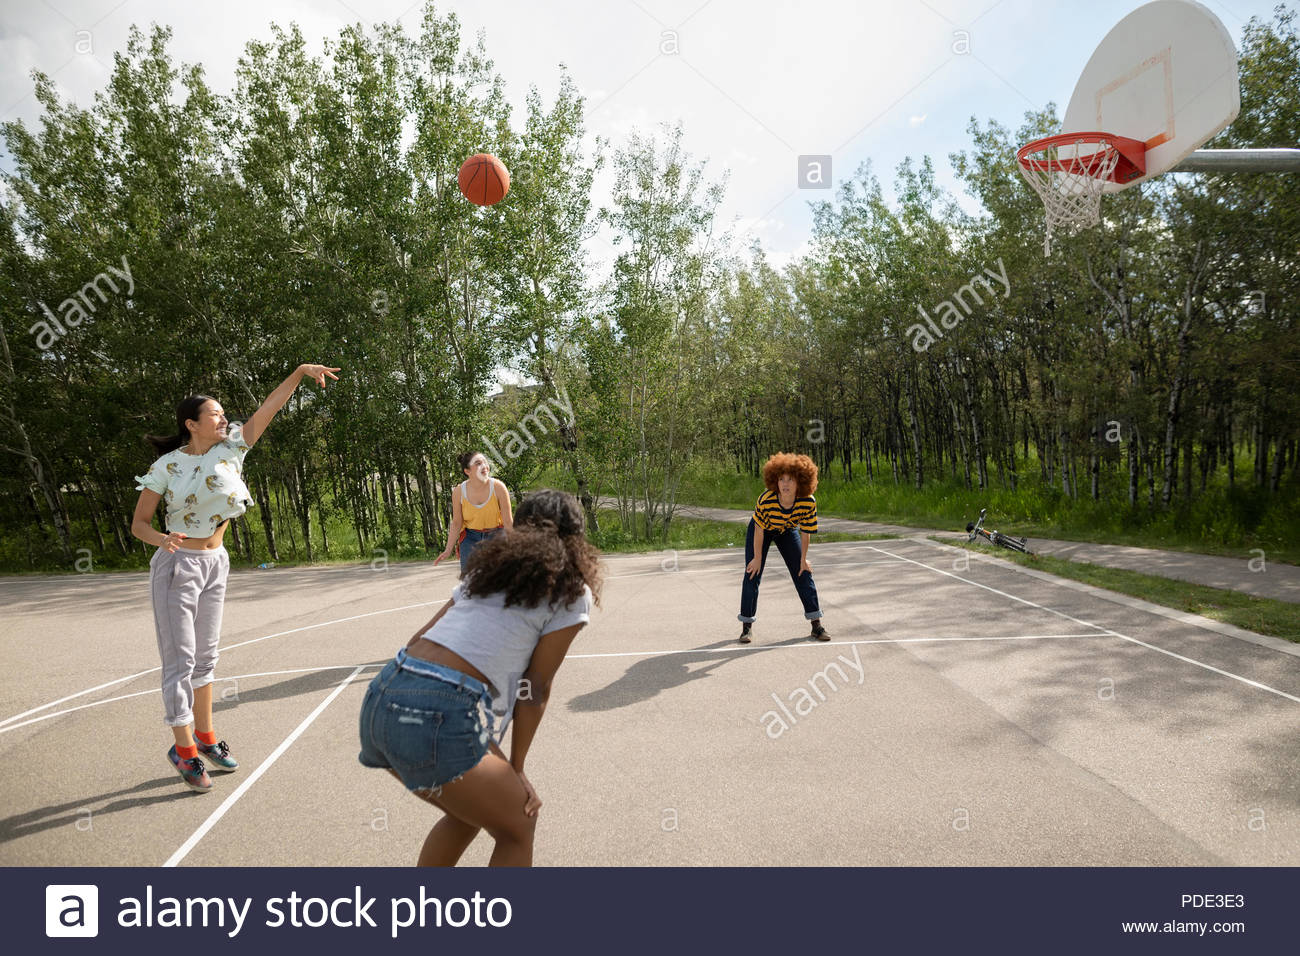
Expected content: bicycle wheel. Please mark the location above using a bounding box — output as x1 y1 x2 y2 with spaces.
993 533 1029 554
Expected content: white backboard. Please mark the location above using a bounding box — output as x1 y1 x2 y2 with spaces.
1063 0 1240 192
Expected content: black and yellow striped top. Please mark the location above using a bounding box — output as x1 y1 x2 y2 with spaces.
753 490 818 534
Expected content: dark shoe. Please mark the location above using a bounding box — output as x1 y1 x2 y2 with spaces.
738 623 752 644
810 622 830 641
197 738 239 772
167 745 213 792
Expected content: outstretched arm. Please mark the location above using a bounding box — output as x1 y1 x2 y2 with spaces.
243 363 340 448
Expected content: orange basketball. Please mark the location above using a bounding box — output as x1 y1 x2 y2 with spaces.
458 153 510 206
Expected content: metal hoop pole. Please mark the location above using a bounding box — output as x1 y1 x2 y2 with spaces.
1171 148 1300 173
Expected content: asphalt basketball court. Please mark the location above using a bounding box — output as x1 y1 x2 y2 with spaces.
2 536 1297 867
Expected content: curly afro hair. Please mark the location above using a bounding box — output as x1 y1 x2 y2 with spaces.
762 453 818 497
461 489 602 610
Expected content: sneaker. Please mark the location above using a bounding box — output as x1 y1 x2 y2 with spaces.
167 745 213 792
197 738 239 772
810 622 830 641
738 623 752 644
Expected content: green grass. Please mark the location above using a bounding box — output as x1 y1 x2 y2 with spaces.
673 459 1300 565
938 538 1300 643
586 509 893 553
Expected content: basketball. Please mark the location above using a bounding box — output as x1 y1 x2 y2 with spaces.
458 153 510 206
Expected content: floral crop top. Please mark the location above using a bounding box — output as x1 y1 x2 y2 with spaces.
135 423 255 535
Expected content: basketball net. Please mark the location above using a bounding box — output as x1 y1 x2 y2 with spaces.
1017 135 1122 256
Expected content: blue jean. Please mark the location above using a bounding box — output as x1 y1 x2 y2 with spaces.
738 519 822 623
357 650 495 792
459 527 503 574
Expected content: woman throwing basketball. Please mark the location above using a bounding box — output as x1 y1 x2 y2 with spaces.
434 451 514 575
738 453 829 644
359 489 600 867
131 363 340 793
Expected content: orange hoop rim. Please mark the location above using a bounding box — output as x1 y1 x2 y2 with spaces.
1017 131 1147 184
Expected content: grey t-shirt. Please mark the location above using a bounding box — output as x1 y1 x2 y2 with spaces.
419 579 592 731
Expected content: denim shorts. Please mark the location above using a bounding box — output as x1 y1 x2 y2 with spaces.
357 649 495 792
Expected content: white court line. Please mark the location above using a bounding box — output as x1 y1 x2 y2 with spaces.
0 665 166 730
864 544 1111 633
867 544 1300 706
217 601 436 655
0 664 386 735
0 601 438 729
163 665 367 868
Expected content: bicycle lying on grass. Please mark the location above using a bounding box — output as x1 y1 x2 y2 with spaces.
965 508 1033 554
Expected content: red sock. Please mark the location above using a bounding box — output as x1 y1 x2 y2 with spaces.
176 743 199 760
195 730 217 746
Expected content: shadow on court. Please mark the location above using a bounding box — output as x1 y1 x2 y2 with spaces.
0 776 193 844
569 637 812 712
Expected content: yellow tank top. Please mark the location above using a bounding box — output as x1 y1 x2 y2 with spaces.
461 480 503 530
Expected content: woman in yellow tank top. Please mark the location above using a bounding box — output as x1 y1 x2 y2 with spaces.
435 451 514 575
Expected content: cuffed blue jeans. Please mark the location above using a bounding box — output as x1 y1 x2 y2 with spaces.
738 519 822 623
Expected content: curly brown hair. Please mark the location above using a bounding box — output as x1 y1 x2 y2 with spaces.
762 453 818 497
462 489 602 610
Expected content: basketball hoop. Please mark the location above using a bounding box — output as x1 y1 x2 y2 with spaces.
1016 132 1146 255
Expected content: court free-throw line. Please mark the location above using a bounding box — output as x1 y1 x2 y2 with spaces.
0 602 437 729
867 544 1300 706
163 665 367 868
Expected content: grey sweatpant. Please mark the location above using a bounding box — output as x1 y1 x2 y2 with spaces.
149 546 229 727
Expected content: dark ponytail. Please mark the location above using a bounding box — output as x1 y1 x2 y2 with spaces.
145 394 218 456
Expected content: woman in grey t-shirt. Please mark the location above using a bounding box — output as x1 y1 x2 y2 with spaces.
358 489 602 866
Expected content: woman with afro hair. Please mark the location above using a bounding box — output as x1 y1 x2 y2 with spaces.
738 453 828 644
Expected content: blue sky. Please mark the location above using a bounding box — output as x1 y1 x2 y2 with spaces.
0 0 1286 266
